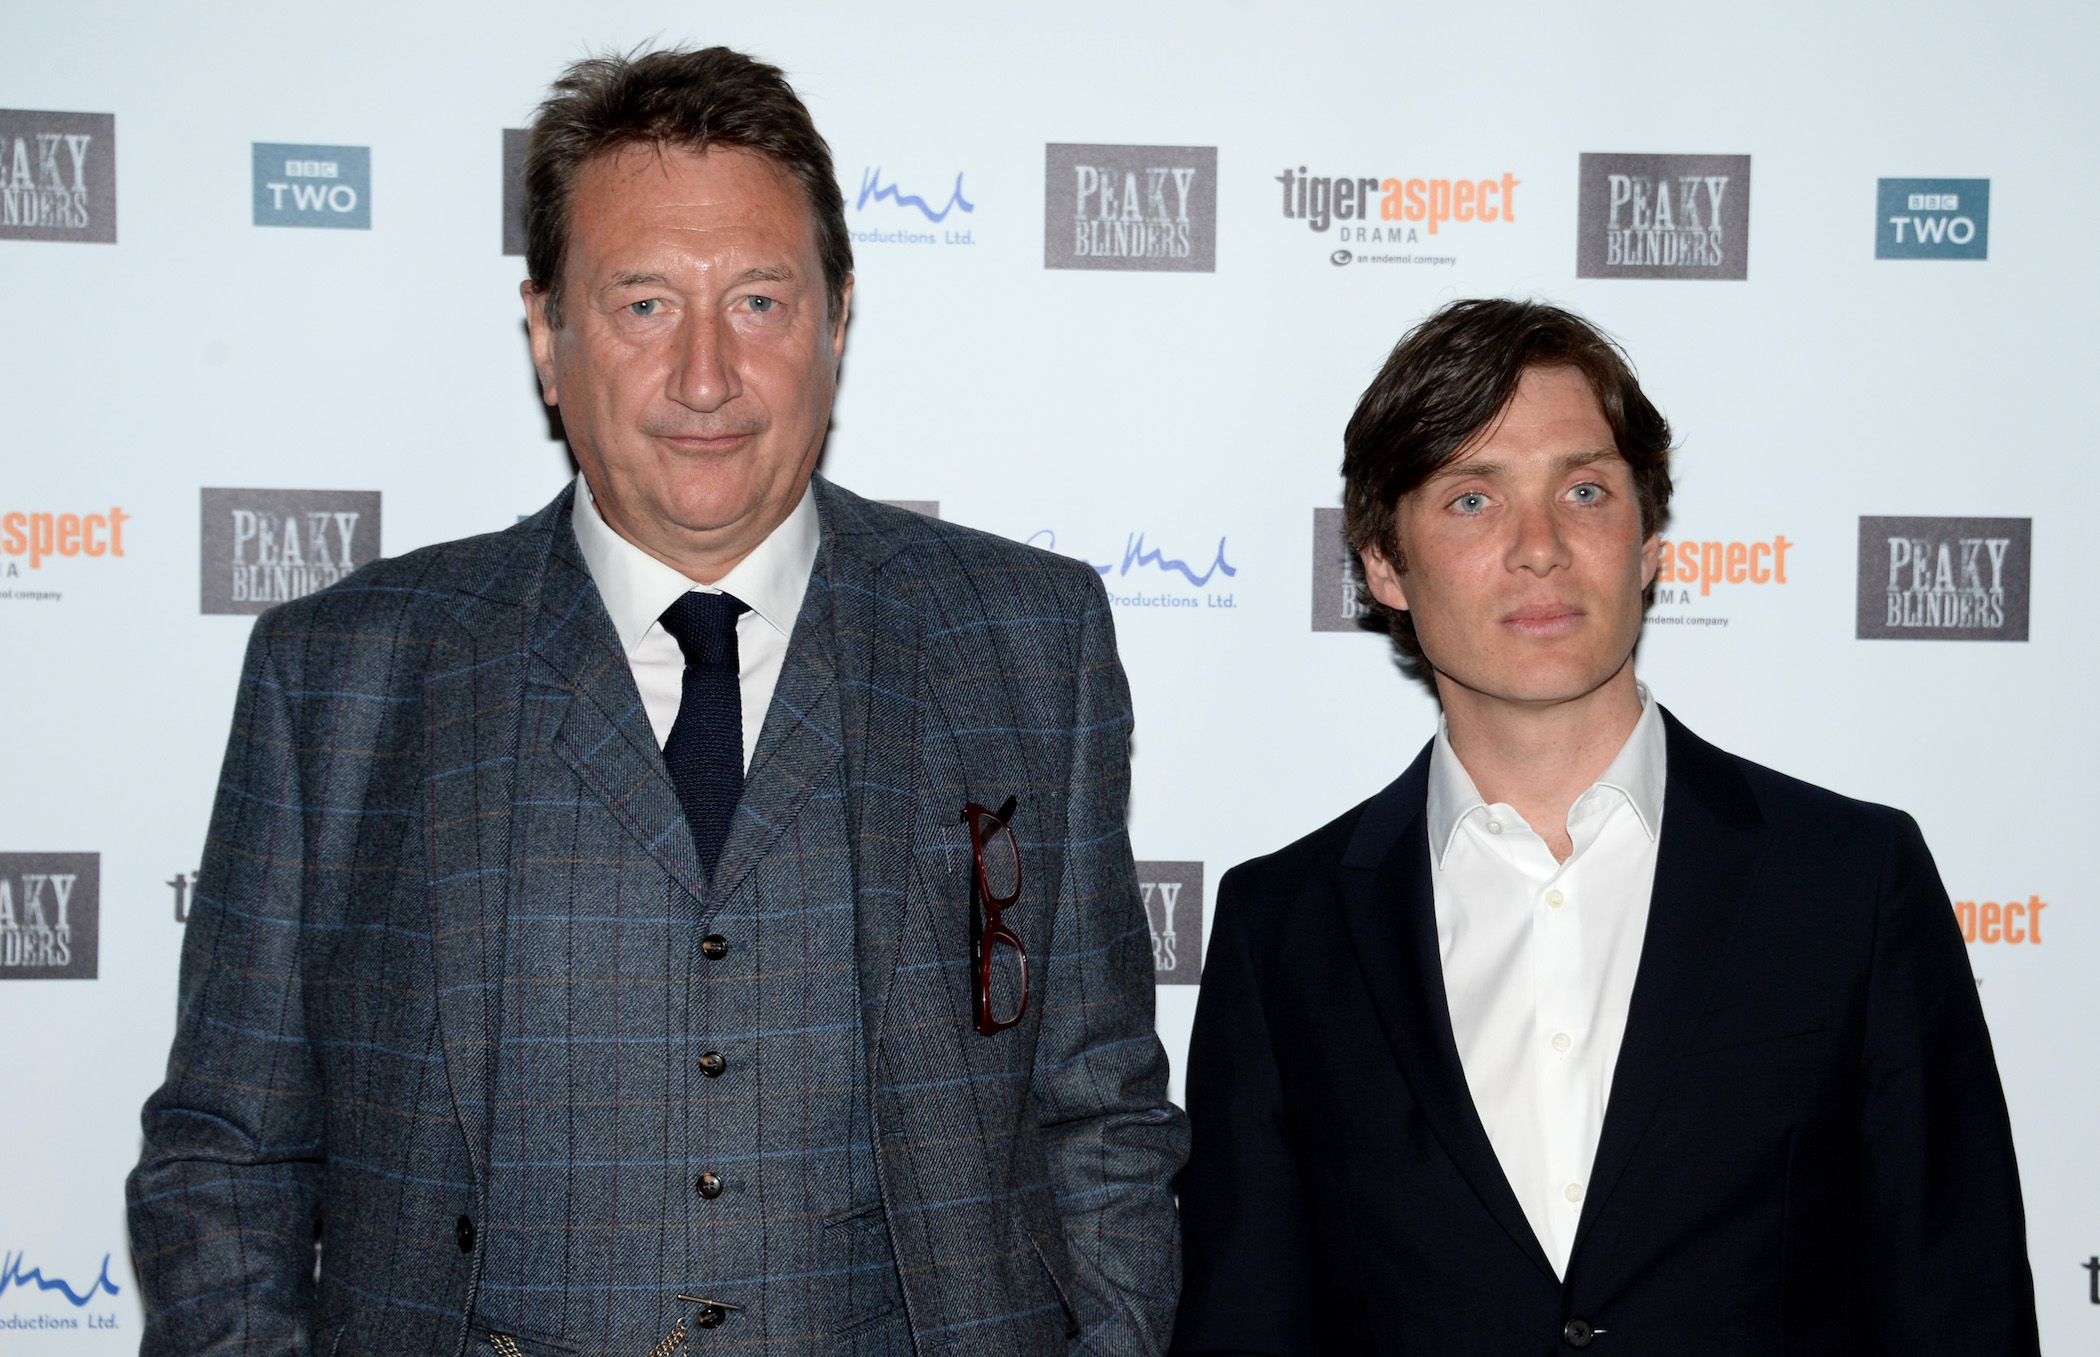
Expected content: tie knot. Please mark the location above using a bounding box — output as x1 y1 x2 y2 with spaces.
659 591 748 668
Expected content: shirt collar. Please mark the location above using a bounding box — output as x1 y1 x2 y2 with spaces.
570 471 820 654
1425 681 1668 868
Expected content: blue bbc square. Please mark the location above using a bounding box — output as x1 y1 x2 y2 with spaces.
1876 178 1987 259
253 143 371 230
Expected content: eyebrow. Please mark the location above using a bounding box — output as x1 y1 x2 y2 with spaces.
605 265 797 291
1428 448 1622 481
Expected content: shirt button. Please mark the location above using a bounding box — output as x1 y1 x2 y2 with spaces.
1485 818 1505 834
700 934 730 961
1551 1032 1572 1054
1544 889 1565 909
698 1051 726 1078
1564 1182 1585 1204
696 1172 724 1199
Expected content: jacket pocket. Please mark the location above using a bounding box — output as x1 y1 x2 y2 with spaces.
469 1320 580 1357
1684 995 1833 1055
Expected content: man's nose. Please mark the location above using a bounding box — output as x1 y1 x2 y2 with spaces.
1507 496 1571 576
668 309 737 412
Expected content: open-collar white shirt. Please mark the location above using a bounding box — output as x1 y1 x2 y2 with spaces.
1425 683 1668 1280
569 472 819 772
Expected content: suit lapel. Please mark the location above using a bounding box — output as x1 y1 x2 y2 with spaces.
1334 748 1559 1286
531 517 710 908
424 491 568 1185
707 533 843 908
1570 709 1767 1261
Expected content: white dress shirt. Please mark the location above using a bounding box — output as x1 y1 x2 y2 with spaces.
569 473 819 772
1426 683 1667 1279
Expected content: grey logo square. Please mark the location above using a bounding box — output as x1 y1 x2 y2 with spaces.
1311 506 1378 632
253 143 369 229
0 853 99 979
875 500 940 518
200 488 381 615
503 128 528 256
0 110 116 243
1136 861 1203 983
1877 178 1988 260
1045 144 1215 272
1577 153 1749 280
1856 516 2030 641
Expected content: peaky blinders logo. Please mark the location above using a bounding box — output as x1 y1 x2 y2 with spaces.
200 488 381 615
0 854 99 979
1310 507 1377 632
1045 143 1216 272
1856 516 2030 641
0 110 116 243
1136 861 1203 984
1577 153 1749 280
502 128 527 255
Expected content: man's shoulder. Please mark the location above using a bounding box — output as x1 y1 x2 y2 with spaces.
1664 708 1914 850
1217 783 1401 917
248 508 553 665
817 478 1107 613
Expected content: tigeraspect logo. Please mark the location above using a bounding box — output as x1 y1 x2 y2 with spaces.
1279 167 1519 269
850 167 975 246
1026 528 1237 611
0 506 131 590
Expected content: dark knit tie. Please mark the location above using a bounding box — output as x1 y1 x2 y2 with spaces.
658 590 749 873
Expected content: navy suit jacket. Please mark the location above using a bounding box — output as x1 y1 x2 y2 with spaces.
1172 710 2037 1356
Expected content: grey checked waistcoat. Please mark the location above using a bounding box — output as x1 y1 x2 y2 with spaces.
476 550 909 1357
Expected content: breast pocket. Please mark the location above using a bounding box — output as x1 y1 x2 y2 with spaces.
1683 995 1833 1055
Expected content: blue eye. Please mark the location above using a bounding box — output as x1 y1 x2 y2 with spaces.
1454 492 1488 513
1570 483 1602 503
748 296 777 313
629 299 660 316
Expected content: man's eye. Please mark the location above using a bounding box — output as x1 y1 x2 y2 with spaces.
747 296 777 313
1454 493 1488 513
628 299 661 316
1569 483 1603 503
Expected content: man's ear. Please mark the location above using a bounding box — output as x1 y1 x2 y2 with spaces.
521 280 559 407
1639 530 1661 590
1361 545 1410 612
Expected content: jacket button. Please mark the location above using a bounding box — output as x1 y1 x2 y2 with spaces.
698 1051 726 1077
701 934 729 961
1563 1317 1595 1349
696 1172 724 1199
455 1215 475 1254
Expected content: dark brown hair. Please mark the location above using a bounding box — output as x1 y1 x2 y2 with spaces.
523 46 852 328
1340 298 1674 665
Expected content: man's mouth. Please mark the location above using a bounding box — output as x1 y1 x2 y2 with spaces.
1500 602 1585 638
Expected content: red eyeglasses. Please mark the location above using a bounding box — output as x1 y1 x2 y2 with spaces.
961 796 1026 1036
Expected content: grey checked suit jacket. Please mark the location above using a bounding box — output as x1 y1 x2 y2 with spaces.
128 478 1189 1357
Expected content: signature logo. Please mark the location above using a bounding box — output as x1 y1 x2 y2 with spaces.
855 167 974 223
1028 530 1237 587
1330 249 1352 266
0 1251 121 1306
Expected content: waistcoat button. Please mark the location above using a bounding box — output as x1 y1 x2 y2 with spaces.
455 1214 475 1254
701 934 729 960
696 1172 724 1199
698 1050 726 1077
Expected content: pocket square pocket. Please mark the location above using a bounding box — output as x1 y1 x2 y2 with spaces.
1683 995 1833 1055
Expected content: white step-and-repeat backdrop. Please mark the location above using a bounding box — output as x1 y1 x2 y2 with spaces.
4 1 2095 1349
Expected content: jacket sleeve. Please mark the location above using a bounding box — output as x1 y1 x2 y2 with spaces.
1855 811 2039 1355
1168 866 1320 1357
1031 570 1192 1355
127 621 327 1355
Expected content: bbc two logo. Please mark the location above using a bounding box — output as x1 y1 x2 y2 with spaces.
253 143 371 229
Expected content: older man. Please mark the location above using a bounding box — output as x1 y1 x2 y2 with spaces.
129 47 1185 1357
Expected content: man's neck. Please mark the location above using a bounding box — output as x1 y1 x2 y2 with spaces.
1436 660 1644 862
